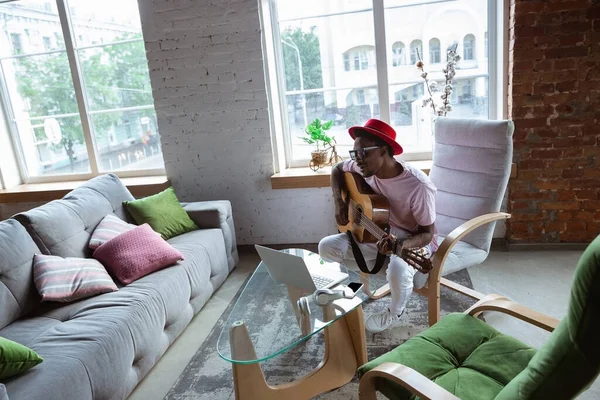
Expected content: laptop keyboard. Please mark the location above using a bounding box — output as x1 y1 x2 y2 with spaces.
312 274 334 289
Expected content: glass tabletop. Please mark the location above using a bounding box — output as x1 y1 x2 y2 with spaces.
217 248 385 364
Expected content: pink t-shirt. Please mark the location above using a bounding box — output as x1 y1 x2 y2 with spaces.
343 160 438 251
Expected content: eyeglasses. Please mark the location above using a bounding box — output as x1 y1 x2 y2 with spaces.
349 146 381 160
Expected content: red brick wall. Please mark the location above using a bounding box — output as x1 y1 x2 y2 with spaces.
507 0 600 243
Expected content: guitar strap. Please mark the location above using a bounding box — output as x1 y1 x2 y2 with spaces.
346 231 387 275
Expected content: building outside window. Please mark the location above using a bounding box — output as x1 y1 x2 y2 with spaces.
0 0 163 181
264 0 496 165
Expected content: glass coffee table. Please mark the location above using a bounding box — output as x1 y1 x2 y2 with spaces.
217 248 384 400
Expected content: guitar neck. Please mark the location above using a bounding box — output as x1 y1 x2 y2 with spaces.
350 200 404 259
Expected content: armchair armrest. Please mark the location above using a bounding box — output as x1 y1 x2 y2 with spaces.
182 200 239 270
182 200 232 229
359 362 460 400
432 212 511 278
465 294 560 332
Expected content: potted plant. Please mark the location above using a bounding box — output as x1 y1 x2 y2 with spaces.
299 118 335 168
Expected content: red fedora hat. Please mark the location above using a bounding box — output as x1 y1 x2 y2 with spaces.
348 119 403 155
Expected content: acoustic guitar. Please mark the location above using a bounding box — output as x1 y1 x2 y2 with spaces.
337 172 433 274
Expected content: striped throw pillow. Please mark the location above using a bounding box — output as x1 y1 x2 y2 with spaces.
89 214 136 250
33 254 118 302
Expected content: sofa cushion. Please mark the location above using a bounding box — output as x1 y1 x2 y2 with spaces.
0 219 42 330
88 213 135 250
0 273 192 400
0 337 43 380
14 174 135 259
93 224 183 284
1 310 136 400
168 228 228 309
124 187 198 240
33 254 117 302
357 313 536 400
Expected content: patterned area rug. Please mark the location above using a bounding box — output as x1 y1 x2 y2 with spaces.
165 270 479 400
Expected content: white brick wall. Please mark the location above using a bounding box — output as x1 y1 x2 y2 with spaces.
139 0 337 244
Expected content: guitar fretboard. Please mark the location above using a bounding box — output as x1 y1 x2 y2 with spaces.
349 198 402 258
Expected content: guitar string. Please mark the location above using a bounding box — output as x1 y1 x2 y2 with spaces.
348 198 430 270
349 198 386 240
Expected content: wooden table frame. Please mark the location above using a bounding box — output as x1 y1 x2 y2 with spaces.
228 300 368 399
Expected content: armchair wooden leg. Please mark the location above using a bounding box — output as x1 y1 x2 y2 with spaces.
427 280 440 326
358 371 379 400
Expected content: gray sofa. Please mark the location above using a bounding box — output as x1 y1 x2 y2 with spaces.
0 174 238 400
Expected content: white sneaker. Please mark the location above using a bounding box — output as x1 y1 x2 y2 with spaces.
365 308 403 333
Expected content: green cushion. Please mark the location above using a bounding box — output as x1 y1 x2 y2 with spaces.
496 235 600 400
357 313 536 400
124 187 198 240
0 336 43 380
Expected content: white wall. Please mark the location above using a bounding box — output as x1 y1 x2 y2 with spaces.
138 0 505 245
138 0 337 245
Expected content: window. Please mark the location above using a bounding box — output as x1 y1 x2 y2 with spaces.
343 53 350 71
410 40 422 65
356 89 365 105
0 0 163 181
391 42 405 67
10 33 23 54
429 38 440 64
42 36 51 51
464 34 475 60
263 0 497 165
343 46 375 72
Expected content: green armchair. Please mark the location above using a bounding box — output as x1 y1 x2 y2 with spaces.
358 235 600 400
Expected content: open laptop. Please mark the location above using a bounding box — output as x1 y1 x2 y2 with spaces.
255 245 348 292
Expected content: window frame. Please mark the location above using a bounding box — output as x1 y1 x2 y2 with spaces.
0 0 164 184
261 0 506 172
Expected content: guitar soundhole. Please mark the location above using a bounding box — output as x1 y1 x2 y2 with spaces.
355 205 363 224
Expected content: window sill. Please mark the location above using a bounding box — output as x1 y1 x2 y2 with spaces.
270 160 433 190
271 161 517 190
0 175 170 204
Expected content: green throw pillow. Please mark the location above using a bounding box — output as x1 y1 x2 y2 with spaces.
0 337 43 380
124 187 198 240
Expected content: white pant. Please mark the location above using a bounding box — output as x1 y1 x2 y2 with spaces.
318 227 433 315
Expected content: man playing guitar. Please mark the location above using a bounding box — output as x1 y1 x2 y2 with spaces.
318 118 438 333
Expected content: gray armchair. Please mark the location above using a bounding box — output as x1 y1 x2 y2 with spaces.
370 117 515 326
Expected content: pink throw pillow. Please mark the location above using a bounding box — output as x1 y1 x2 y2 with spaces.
33 254 118 302
93 223 184 284
89 214 136 250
